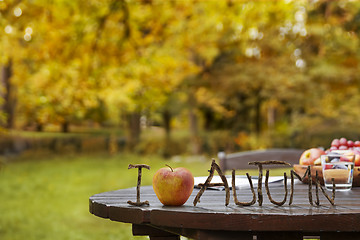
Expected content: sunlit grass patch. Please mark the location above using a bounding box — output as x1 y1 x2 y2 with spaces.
0 153 210 240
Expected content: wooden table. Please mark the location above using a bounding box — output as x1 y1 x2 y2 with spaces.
89 179 360 240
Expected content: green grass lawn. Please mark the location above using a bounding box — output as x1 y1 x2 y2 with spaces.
0 153 291 240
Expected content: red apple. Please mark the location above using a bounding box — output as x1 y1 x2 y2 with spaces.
153 165 194 206
299 148 326 165
340 153 355 162
339 137 347 146
342 149 360 166
331 139 340 148
339 145 348 150
356 155 360 166
324 164 333 170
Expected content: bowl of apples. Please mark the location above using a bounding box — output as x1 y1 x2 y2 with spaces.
293 137 360 187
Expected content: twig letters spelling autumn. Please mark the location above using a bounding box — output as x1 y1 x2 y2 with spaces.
127 160 336 207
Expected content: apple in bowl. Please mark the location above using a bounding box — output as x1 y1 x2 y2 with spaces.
337 149 360 166
294 139 360 186
299 148 326 165
294 148 326 185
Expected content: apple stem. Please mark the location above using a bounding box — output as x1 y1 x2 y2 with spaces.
165 164 173 172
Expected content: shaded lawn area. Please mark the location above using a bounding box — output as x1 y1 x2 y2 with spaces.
0 153 292 240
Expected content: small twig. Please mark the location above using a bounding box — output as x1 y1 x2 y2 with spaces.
127 164 150 206
193 159 230 206
258 164 263 206
248 160 291 206
307 166 313 206
289 170 295 205
318 178 336 206
293 165 336 206
128 164 150 170
290 168 308 205
193 161 215 206
292 170 302 181
196 183 225 188
249 161 292 166
265 170 287 206
232 170 256 206
293 166 313 205
315 171 320 206
127 200 149 206
212 159 230 206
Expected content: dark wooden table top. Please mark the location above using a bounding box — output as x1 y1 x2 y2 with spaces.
89 179 360 240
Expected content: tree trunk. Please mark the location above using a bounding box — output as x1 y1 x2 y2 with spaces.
188 93 200 155
36 122 44 132
202 107 214 131
162 109 172 158
267 106 276 130
162 109 171 141
189 108 201 155
61 121 69 133
126 111 141 149
1 59 15 129
254 95 262 136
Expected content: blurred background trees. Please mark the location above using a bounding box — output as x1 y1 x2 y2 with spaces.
2 0 360 155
